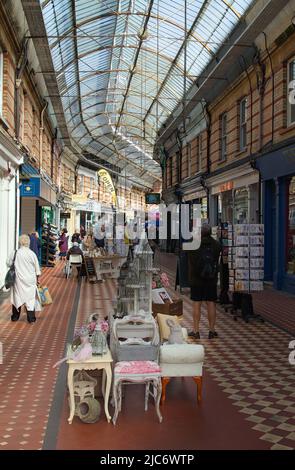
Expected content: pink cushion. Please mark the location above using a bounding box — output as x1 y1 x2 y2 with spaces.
115 361 161 375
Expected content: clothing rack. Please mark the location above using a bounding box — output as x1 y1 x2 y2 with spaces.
41 223 57 267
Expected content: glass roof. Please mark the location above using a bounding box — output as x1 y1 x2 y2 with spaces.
40 0 253 186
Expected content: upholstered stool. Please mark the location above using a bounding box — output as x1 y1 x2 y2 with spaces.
159 344 205 404
112 360 163 425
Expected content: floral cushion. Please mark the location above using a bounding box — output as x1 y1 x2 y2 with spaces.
115 361 161 375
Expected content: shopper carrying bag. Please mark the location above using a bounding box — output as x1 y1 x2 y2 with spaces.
4 250 17 289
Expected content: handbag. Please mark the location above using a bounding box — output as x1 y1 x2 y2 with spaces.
4 250 17 289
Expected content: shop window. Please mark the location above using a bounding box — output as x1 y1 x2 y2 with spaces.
287 176 295 275
220 113 227 161
287 58 295 126
89 177 94 198
77 175 84 194
0 50 3 115
239 98 247 151
218 190 233 223
234 188 248 224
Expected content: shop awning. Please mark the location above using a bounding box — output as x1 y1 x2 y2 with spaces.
255 143 295 180
20 163 57 206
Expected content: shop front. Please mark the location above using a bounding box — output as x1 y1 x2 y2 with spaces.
19 163 57 238
207 166 260 227
182 189 208 225
256 142 295 294
0 129 23 289
72 195 101 233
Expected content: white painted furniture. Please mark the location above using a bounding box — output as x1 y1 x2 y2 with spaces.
93 255 126 279
110 314 160 361
112 360 163 425
67 350 113 424
159 343 205 405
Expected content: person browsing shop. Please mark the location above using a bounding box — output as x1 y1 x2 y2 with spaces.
188 223 221 339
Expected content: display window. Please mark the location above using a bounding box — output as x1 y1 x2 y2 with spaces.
233 188 248 224
287 176 295 275
218 190 233 223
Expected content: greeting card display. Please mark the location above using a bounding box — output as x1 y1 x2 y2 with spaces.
229 224 264 293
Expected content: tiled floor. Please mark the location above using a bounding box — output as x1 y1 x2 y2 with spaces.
158 253 295 450
0 261 77 450
0 254 294 450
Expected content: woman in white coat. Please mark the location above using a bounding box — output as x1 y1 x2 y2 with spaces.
7 234 41 323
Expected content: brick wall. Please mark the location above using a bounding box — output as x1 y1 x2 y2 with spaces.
2 52 15 133
162 31 295 189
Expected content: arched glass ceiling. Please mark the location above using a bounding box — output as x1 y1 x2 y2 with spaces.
40 0 253 186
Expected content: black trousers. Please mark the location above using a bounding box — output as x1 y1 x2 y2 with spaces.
11 305 36 322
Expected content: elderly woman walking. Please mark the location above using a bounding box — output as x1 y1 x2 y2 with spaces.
7 234 41 323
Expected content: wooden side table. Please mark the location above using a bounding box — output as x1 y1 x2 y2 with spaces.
67 350 113 424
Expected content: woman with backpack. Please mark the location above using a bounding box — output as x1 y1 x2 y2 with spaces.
188 223 221 339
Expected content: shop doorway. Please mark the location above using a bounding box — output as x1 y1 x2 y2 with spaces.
264 180 276 282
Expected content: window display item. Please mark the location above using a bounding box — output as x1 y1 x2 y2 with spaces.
90 324 107 356
229 224 264 293
76 397 101 424
115 235 157 317
152 288 172 304
53 326 92 368
166 319 185 344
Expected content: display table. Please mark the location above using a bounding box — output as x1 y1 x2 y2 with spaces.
67 350 113 424
93 255 126 279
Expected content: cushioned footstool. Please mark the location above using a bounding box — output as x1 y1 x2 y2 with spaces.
112 360 163 425
159 344 205 404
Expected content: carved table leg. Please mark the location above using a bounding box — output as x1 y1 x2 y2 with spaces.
104 364 112 423
67 366 75 424
161 377 170 405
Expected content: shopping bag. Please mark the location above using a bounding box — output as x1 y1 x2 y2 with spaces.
43 286 53 305
38 286 47 306
35 289 43 312
38 286 53 306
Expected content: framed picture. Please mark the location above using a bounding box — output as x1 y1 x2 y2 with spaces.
152 288 172 304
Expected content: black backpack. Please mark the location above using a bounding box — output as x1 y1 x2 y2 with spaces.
198 245 217 280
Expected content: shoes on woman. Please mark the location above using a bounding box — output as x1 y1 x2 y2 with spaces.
208 331 218 339
188 331 200 339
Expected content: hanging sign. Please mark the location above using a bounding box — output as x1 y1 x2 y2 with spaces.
98 169 117 206
219 181 234 193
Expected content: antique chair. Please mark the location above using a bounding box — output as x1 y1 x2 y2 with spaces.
110 314 160 362
110 314 162 424
112 360 162 425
